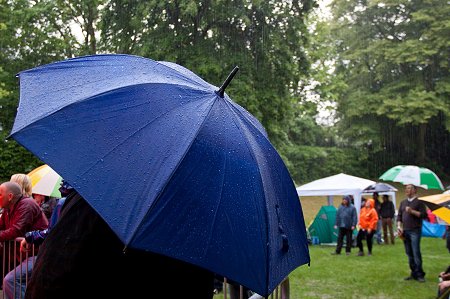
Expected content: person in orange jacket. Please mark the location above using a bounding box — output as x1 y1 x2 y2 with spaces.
356 198 379 256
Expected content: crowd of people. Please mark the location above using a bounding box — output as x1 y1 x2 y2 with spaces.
331 191 399 257
331 183 450 298
331 185 431 259
1 169 448 298
1 170 295 299
0 178 48 280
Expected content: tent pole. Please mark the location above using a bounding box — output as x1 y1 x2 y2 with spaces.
327 196 333 206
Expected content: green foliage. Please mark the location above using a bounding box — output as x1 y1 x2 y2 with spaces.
1 0 323 178
329 0 450 172
1 0 448 183
285 145 369 185
99 0 316 149
0 131 41 181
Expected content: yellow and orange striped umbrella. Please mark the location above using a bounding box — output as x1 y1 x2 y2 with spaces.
27 164 62 198
419 193 450 225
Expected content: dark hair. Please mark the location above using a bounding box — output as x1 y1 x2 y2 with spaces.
406 184 417 190
59 180 74 197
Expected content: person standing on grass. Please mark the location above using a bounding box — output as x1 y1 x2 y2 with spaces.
397 184 427 283
332 195 357 256
356 198 378 256
380 194 396 245
372 192 383 244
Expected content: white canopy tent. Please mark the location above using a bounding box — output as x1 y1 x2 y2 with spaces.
296 173 382 215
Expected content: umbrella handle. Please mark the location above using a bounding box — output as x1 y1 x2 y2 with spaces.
216 66 239 97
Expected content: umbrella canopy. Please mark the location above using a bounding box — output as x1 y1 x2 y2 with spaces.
419 193 450 225
28 164 62 197
379 165 444 190
9 54 310 296
363 182 398 193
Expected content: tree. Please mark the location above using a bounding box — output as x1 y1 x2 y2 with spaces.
1 0 320 183
0 0 103 178
100 0 316 150
329 0 450 176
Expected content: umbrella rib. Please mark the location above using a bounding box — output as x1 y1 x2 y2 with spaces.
223 99 273 291
125 97 219 247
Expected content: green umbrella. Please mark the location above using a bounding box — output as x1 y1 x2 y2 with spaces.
379 165 444 190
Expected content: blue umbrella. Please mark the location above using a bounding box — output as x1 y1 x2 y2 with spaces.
10 54 310 296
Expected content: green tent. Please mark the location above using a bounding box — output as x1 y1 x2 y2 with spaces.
308 205 338 244
308 205 358 245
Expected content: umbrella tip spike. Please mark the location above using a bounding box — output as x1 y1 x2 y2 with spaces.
216 66 239 98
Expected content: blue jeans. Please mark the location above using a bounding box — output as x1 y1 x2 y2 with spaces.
3 256 34 299
403 228 425 279
375 219 382 243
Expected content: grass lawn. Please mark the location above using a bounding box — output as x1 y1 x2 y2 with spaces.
290 237 448 299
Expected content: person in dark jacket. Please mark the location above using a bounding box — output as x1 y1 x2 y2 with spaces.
332 195 357 255
25 190 215 299
32 193 57 221
397 184 428 282
380 194 396 244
